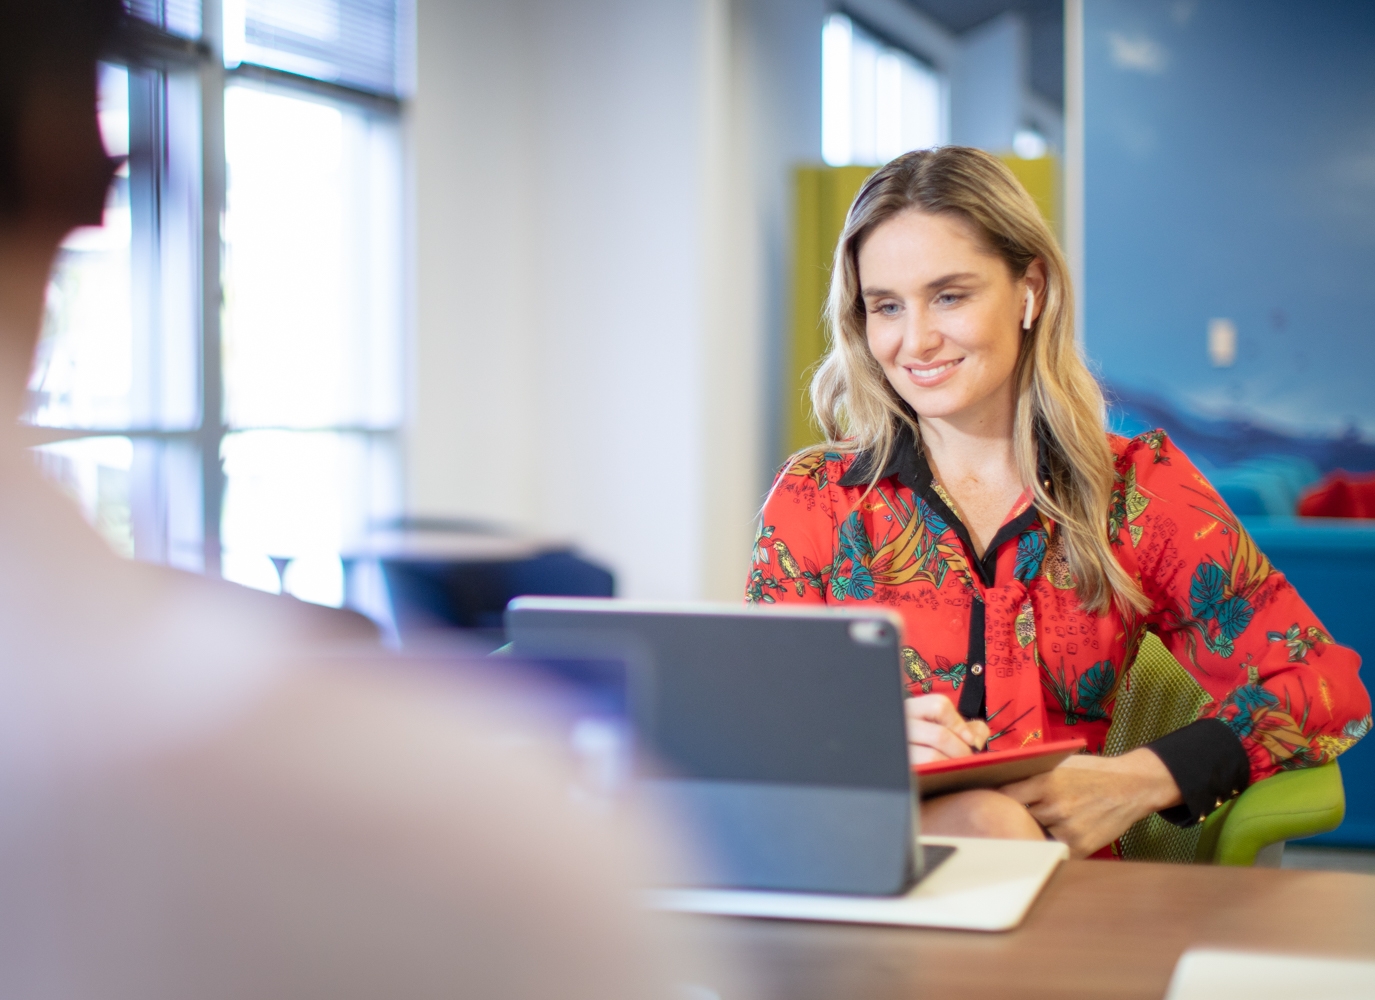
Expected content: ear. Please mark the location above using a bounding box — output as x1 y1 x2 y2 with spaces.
1022 258 1048 329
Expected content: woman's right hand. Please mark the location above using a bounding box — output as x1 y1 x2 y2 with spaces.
905 694 989 765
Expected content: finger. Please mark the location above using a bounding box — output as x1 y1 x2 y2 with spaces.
909 742 951 766
965 719 990 751
1035 819 1083 858
905 696 982 749
999 773 1049 806
1044 820 1095 860
904 694 957 724
908 719 971 759
1018 777 1079 829
908 719 975 760
1026 797 1072 828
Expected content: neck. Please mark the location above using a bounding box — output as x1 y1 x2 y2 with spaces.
0 225 62 439
916 379 1020 486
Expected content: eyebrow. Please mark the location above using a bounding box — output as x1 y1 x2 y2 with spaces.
861 272 981 298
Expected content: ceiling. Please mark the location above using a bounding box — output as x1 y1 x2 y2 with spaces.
901 0 1064 106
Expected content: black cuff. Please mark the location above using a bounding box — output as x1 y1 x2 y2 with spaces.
1145 718 1251 827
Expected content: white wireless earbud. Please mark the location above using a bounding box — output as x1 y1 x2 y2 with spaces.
1022 288 1035 331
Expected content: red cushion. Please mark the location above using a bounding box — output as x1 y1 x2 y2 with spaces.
1299 470 1375 519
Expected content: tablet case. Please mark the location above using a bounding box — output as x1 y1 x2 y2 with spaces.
915 738 1087 797
505 599 918 896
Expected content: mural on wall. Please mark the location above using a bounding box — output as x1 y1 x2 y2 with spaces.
1086 0 1375 848
1084 0 1375 473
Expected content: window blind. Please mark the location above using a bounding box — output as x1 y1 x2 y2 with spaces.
225 0 411 98
124 0 202 38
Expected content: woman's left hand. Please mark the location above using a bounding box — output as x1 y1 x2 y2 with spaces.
1000 749 1183 858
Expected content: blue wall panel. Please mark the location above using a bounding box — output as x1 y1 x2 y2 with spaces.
1085 0 1375 845
1084 0 1375 438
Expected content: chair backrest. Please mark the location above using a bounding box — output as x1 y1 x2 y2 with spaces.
1102 632 1212 862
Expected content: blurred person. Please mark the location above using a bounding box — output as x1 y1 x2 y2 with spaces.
0 3 719 997
748 146 1371 857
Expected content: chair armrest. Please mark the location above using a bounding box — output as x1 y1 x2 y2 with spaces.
1195 761 1345 865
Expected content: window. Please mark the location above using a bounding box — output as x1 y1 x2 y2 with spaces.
28 1 410 607
822 13 948 167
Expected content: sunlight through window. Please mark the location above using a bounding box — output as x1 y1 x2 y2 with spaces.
822 14 948 167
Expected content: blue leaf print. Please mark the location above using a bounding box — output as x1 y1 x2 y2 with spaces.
831 574 851 600
1215 595 1255 642
849 565 874 601
1221 683 1280 739
933 660 966 690
1075 661 1116 722
1189 562 1227 621
838 511 873 563
1014 529 1047 582
917 496 948 536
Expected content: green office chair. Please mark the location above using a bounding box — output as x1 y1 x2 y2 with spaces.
1103 632 1345 866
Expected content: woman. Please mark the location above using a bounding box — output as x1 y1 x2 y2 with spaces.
748 146 1371 857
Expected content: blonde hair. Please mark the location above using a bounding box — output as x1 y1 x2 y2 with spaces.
810 146 1146 616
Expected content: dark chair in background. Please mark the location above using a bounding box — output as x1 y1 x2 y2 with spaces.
354 520 615 651
381 550 615 649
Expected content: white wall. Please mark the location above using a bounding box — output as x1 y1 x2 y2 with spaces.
409 0 764 600
734 0 824 471
407 0 1062 602
950 13 1027 151
410 0 538 529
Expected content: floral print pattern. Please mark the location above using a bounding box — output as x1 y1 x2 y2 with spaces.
747 431 1371 785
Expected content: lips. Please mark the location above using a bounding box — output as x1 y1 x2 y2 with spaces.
902 357 963 386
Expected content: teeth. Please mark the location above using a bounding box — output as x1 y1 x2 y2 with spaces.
908 360 958 378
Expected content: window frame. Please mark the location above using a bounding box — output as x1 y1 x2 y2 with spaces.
821 10 951 168
24 2 406 582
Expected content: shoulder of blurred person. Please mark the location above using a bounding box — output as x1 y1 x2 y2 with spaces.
0 4 735 997
0 395 718 1000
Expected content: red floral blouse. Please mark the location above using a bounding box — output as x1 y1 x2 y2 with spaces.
746 427 1371 823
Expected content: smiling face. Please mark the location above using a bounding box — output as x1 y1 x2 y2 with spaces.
858 208 1041 432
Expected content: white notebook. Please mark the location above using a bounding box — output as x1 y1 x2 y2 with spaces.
1166 949 1375 1000
648 835 1068 932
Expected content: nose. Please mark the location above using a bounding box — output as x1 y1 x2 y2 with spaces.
900 304 942 360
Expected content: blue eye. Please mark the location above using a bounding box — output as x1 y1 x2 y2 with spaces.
935 292 963 306
873 302 900 315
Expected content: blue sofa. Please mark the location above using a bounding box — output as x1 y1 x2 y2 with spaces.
1241 516 1375 846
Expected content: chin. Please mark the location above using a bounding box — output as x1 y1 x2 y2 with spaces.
896 388 972 422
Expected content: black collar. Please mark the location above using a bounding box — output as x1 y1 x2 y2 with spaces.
836 422 1041 587
836 422 929 493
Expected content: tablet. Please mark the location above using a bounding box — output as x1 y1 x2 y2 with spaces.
505 598 921 895
914 738 1086 797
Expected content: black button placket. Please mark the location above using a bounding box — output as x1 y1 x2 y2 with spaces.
958 597 988 720
925 492 1039 722
834 424 1040 723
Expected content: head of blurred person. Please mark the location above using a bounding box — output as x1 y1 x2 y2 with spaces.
0 0 120 418
0 11 723 997
810 146 1146 615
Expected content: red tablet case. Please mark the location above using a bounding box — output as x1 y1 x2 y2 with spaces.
913 738 1087 798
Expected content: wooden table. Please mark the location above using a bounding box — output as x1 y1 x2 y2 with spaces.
683 860 1375 1000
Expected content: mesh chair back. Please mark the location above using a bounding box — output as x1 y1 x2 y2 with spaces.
1102 632 1212 862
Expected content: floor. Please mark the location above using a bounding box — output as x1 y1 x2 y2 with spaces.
1281 845 1375 874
